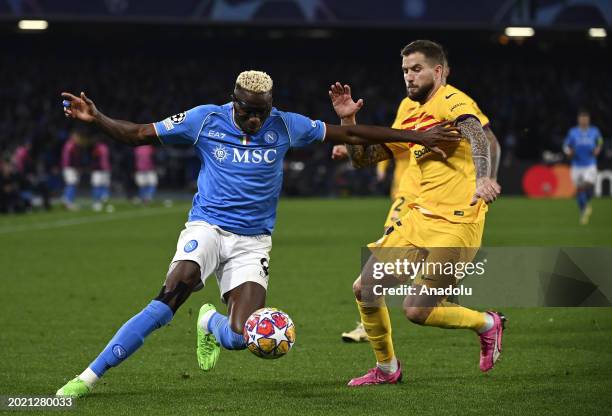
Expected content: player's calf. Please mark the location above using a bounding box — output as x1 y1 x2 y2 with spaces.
402 285 441 325
157 260 202 312
195 281 266 371
56 299 174 398
402 305 432 325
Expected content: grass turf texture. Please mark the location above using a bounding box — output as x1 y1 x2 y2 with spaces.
0 197 611 415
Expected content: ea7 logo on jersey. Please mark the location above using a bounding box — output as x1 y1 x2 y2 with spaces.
170 112 186 124
208 130 226 139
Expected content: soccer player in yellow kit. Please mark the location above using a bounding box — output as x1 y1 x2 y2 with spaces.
337 68 501 343
379 97 499 227
331 40 504 386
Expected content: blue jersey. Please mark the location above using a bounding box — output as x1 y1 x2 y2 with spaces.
154 103 325 235
563 126 602 167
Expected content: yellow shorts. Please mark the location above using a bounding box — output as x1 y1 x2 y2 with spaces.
369 208 484 287
383 196 412 228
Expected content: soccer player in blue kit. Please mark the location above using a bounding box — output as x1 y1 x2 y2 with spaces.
563 110 603 224
56 71 459 397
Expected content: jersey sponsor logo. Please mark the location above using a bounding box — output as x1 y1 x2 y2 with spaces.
208 130 226 139
450 102 467 112
263 131 278 144
445 93 457 99
184 240 199 253
112 344 127 359
162 119 174 131
212 144 230 162
414 147 432 159
170 112 186 124
232 148 277 164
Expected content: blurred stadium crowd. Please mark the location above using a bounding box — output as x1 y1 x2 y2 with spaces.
1 28 610 212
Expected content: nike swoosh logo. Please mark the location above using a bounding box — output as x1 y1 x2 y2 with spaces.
445 93 457 99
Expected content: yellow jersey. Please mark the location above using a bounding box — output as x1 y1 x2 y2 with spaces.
377 97 417 200
385 84 489 223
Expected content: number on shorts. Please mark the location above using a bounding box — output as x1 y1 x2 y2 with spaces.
260 258 269 276
394 197 406 212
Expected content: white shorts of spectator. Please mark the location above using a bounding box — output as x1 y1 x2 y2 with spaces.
63 167 80 185
135 170 158 187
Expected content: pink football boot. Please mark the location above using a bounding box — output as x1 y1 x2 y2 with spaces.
479 311 506 372
347 361 402 387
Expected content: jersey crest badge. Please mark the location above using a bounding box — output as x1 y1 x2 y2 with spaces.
264 131 278 144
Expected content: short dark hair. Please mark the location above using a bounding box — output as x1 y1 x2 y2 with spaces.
401 40 446 66
578 109 590 117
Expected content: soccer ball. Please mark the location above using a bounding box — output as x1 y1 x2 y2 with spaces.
243 308 296 359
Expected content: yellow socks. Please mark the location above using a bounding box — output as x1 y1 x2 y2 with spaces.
356 299 395 364
423 300 486 331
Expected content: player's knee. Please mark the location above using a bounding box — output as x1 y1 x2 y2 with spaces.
403 305 429 325
156 261 201 312
165 260 201 290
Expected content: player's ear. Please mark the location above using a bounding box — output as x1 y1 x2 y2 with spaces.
435 64 444 78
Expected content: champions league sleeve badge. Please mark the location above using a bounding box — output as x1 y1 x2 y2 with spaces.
170 112 186 124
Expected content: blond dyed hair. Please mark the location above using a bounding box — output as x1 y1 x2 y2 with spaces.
235 70 273 93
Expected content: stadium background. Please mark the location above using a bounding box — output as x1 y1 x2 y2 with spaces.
1 0 611 207
1 1 611 415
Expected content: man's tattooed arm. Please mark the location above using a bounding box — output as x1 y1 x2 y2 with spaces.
457 117 490 179
345 144 394 168
339 114 394 169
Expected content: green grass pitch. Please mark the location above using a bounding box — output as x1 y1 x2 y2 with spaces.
0 197 611 415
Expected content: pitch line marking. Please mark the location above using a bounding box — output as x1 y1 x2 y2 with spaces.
0 206 185 235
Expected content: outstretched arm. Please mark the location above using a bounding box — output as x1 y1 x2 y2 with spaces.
457 117 501 205
328 82 365 163
325 122 459 153
326 82 458 167
62 92 157 146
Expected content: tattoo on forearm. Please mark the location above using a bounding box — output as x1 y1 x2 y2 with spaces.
346 144 393 168
458 117 490 179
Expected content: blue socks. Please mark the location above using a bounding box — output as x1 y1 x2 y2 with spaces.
146 185 156 200
87 303 244 379
101 186 110 201
63 185 76 203
92 186 110 203
577 190 587 211
208 312 246 350
89 300 173 377
139 186 156 201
